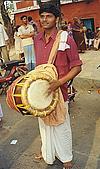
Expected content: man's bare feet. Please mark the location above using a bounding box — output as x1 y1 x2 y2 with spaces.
0 118 3 128
33 152 43 163
34 153 43 160
63 161 73 169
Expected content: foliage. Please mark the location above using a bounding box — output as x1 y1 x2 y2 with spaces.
0 0 14 46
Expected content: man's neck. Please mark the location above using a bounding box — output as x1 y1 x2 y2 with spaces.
44 27 57 41
22 23 27 27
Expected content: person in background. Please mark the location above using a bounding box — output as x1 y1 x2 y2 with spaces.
14 25 24 60
67 22 73 37
28 16 38 35
34 3 82 169
72 17 86 53
60 20 68 31
80 21 87 47
86 28 94 49
58 12 68 31
0 22 10 62
94 27 100 50
18 15 35 71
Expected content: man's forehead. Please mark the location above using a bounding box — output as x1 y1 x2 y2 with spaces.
40 12 54 16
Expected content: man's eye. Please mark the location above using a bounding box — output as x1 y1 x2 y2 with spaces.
40 15 53 19
47 15 53 18
40 16 44 19
40 15 45 19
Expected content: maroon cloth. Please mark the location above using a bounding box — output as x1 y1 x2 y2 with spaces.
72 22 86 51
34 29 82 101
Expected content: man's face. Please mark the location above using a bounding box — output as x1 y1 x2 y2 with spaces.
40 12 57 29
22 17 27 25
73 17 79 23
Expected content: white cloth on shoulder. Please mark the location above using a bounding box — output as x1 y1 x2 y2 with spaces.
38 102 73 164
58 31 70 51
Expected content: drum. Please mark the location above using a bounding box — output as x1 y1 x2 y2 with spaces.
6 75 29 115
6 64 59 117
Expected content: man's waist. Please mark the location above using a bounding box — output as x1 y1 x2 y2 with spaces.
22 37 33 46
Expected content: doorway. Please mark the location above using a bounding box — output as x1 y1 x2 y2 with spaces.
81 18 95 32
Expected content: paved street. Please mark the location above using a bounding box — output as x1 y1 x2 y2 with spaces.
0 50 100 169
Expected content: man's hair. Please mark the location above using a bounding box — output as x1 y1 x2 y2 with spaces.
20 15 27 20
28 16 33 22
39 3 61 18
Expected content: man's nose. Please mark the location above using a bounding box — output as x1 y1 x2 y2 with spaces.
43 16 47 21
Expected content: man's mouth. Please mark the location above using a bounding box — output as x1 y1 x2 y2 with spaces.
42 22 49 26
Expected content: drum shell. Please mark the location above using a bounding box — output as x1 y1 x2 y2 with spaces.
6 76 26 113
6 64 59 117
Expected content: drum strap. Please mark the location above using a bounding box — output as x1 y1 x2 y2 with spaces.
41 30 67 126
48 30 63 64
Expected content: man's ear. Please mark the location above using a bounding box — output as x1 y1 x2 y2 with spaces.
56 17 60 23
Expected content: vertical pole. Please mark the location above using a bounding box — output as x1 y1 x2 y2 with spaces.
56 0 61 10
37 0 41 7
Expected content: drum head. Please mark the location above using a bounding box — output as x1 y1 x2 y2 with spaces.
21 73 59 117
27 79 53 109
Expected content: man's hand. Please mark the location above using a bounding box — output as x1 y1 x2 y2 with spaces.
47 80 61 95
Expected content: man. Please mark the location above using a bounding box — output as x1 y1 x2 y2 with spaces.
0 22 10 62
72 17 86 53
28 16 38 35
94 27 100 50
18 15 35 71
34 3 82 169
86 28 94 50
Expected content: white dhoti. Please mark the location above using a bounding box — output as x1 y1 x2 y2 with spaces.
38 102 73 164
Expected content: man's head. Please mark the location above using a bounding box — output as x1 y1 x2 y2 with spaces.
39 3 61 30
28 16 33 22
73 17 80 23
20 15 27 25
87 28 91 32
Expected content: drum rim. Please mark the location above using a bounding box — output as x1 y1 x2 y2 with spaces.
21 72 59 117
7 76 23 113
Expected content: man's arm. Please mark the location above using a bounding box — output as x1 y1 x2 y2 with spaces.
48 36 82 94
48 65 81 93
18 25 34 39
19 32 34 39
59 65 81 85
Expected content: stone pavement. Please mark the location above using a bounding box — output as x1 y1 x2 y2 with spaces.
74 50 100 90
0 48 100 169
0 91 100 169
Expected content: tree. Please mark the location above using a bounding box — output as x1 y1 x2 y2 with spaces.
0 0 14 46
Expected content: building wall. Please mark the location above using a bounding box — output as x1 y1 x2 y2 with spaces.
61 0 100 28
14 9 40 27
14 0 100 29
16 1 34 9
